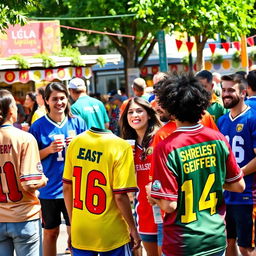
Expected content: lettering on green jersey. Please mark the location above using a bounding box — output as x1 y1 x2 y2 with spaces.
179 144 217 174
77 148 103 163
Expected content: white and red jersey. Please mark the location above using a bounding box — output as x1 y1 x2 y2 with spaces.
134 141 157 235
0 125 44 222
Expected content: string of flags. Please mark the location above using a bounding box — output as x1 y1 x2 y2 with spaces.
175 35 256 54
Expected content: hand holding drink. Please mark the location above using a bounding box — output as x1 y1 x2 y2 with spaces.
66 130 76 146
53 134 65 152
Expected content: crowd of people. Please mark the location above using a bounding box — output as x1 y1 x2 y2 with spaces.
0 68 256 256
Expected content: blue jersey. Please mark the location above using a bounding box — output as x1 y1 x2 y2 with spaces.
218 106 256 204
245 96 256 110
30 115 87 199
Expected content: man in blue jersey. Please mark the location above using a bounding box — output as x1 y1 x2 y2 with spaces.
218 74 256 256
245 70 256 110
68 77 109 129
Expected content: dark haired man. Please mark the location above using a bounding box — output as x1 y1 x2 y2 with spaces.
218 74 256 256
148 73 245 256
196 70 227 123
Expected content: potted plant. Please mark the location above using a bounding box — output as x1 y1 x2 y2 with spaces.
232 51 241 63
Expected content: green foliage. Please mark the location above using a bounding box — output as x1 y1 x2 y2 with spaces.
181 55 189 65
59 46 84 66
232 51 241 63
249 50 256 61
0 1 39 32
210 54 223 64
96 56 107 67
33 54 56 68
129 0 256 41
7 55 30 69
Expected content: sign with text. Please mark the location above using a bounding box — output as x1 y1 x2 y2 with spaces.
0 21 61 57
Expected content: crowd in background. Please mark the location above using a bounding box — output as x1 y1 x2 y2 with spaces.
1 66 256 256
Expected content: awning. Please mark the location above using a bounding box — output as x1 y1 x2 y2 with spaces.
0 66 92 84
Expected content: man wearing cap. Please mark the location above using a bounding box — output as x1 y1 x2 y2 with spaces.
68 77 109 129
120 77 150 116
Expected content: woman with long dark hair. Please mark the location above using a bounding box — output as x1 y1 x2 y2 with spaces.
29 82 87 256
24 91 38 126
120 97 162 256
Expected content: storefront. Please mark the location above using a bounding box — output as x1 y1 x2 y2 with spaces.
0 55 120 103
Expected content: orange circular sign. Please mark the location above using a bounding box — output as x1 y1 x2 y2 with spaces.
5 71 15 83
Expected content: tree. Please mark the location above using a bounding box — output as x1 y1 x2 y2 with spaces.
130 0 256 71
28 0 166 89
0 1 40 32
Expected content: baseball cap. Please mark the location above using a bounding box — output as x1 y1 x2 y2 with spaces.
132 78 146 89
109 94 123 103
68 78 86 90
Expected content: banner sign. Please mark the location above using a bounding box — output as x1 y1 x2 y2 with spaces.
0 21 61 57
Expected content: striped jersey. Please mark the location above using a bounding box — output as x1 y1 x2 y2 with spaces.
63 128 138 252
151 124 243 256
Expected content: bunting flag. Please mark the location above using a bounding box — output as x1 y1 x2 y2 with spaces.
233 41 241 51
209 43 216 55
247 37 254 46
241 35 248 69
186 41 194 53
175 39 183 51
221 42 230 53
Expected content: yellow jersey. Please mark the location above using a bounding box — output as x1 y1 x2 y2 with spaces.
63 128 137 252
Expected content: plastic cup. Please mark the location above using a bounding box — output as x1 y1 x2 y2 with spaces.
53 134 65 147
126 139 136 151
21 122 29 131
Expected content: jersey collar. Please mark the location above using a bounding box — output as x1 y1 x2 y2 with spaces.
175 123 203 133
45 114 68 128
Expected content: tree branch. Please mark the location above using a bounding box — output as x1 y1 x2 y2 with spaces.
108 35 126 57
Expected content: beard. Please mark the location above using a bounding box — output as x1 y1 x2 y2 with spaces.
223 96 240 109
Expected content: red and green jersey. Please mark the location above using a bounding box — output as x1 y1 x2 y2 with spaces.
151 124 243 256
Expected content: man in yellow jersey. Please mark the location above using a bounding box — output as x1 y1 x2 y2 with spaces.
63 127 141 256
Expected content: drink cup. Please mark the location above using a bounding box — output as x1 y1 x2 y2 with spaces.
53 134 65 147
126 139 136 151
21 122 29 131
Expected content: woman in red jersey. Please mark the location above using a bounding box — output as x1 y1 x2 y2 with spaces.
120 97 162 256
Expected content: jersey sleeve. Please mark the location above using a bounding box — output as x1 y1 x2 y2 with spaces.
151 142 178 201
112 143 138 193
20 133 44 186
